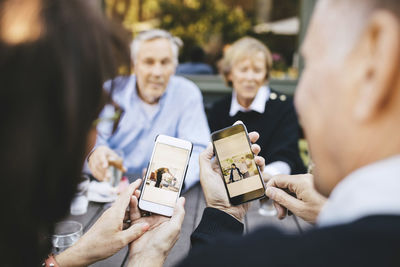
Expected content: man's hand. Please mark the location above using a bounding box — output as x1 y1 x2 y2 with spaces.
55 180 152 267
127 197 186 267
266 174 327 224
199 131 265 222
88 146 126 181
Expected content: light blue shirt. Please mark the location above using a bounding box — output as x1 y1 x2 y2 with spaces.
96 75 210 189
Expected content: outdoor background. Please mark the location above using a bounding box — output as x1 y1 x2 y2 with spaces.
96 0 317 80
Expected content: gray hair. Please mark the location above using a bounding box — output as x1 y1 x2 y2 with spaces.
130 29 183 66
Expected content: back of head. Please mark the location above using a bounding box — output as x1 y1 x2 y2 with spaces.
296 0 400 196
0 0 130 265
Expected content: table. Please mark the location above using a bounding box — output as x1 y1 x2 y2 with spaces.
65 181 312 267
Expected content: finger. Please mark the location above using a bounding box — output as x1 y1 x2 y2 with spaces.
251 144 261 156
248 131 260 144
114 179 142 218
254 156 265 173
130 196 141 221
199 143 214 163
99 150 109 169
265 187 303 214
169 197 186 229
134 189 141 199
273 201 287 220
266 174 306 194
121 222 150 244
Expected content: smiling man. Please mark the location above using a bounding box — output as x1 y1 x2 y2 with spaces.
88 29 210 190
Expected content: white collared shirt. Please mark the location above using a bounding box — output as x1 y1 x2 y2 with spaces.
229 85 270 117
229 85 291 176
317 154 400 228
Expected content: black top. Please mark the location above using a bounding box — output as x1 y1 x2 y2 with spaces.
177 208 400 267
208 90 306 174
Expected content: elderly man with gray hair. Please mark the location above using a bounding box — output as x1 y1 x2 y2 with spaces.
88 29 210 190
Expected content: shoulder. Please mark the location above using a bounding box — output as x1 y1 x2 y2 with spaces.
169 75 202 96
267 88 295 112
209 94 232 113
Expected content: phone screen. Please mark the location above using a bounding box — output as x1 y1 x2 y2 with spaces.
141 142 190 207
213 130 264 199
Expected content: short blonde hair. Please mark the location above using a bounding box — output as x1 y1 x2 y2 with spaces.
219 37 273 87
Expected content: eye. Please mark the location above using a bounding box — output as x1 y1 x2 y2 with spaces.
144 58 154 65
161 58 172 65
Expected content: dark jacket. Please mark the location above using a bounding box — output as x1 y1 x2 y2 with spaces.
208 90 306 174
178 208 400 267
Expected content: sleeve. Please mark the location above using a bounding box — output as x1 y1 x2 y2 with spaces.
264 100 306 174
177 208 301 267
190 208 244 249
176 86 210 190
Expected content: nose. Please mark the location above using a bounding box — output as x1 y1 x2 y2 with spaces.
244 69 257 81
151 62 163 77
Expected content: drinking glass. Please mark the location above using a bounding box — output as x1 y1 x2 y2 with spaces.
108 149 124 188
52 221 83 254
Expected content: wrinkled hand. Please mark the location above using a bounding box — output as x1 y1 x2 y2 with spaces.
199 130 265 222
127 196 186 267
265 174 327 223
55 180 151 267
88 146 126 181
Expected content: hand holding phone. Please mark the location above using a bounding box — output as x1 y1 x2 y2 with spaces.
199 127 265 222
138 135 192 217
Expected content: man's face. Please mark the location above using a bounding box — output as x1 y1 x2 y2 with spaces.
295 1 364 196
134 38 175 104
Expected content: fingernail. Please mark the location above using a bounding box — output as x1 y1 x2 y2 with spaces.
266 187 275 198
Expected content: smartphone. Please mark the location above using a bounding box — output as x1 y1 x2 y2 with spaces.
138 135 193 217
211 124 265 205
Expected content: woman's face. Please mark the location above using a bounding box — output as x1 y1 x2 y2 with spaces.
229 52 267 107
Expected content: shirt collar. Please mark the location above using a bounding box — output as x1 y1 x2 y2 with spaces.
229 85 270 117
317 154 400 228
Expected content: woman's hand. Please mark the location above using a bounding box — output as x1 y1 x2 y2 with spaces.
55 180 152 267
127 197 186 267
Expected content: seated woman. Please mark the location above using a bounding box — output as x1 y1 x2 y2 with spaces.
208 37 306 177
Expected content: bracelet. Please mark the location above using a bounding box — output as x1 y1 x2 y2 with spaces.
42 254 60 267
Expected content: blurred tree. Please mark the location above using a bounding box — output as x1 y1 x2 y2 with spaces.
157 0 252 62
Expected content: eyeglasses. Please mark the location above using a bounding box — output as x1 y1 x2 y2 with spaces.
92 102 124 137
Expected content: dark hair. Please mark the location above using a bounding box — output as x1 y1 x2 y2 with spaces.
0 0 130 265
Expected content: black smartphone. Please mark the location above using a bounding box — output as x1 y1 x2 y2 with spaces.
211 124 266 205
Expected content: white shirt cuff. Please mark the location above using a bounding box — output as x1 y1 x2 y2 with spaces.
264 161 291 176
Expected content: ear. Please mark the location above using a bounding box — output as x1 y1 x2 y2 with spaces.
353 11 400 121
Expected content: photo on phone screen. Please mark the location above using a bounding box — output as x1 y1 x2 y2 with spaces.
141 141 191 208
212 124 265 204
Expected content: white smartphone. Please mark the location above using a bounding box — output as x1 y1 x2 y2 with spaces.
138 135 193 217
